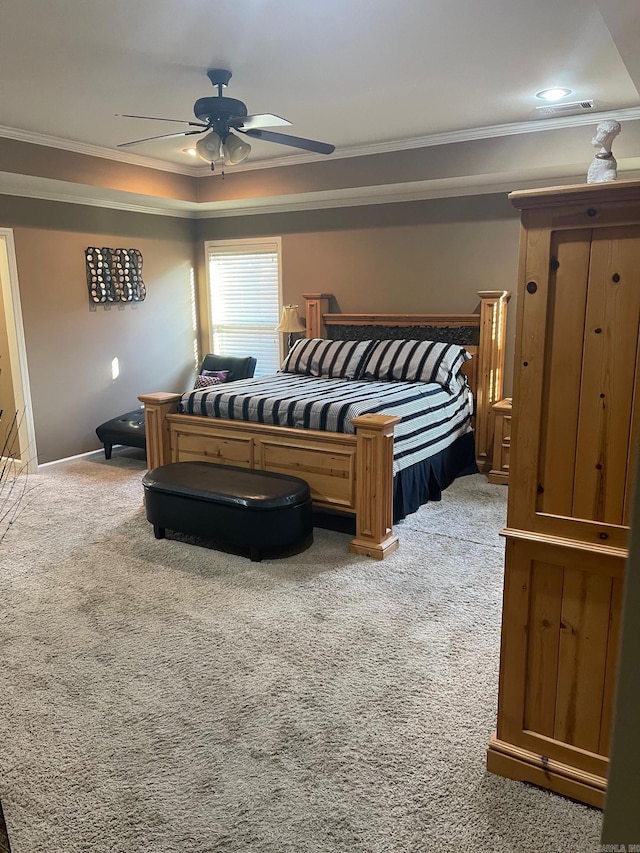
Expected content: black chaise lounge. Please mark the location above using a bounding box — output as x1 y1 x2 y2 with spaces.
95 353 257 459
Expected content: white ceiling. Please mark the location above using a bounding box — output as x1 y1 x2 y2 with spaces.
1 0 639 172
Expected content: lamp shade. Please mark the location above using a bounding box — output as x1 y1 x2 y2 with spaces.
195 130 222 163
223 132 252 164
195 130 252 165
275 305 305 333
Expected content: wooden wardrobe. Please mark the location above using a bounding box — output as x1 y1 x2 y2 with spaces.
486 179 640 808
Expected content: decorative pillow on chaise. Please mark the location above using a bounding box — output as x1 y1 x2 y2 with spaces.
194 369 229 389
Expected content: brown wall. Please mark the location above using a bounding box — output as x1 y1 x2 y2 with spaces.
1 190 520 463
0 196 197 463
196 194 521 393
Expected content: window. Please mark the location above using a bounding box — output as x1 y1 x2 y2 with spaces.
205 238 282 377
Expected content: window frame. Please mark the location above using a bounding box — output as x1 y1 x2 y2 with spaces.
203 236 284 375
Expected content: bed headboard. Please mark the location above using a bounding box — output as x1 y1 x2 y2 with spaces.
302 291 510 472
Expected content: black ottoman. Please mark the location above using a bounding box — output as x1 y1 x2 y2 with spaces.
96 409 146 459
142 462 313 561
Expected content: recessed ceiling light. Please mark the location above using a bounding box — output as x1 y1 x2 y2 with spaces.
183 147 197 157
535 87 573 102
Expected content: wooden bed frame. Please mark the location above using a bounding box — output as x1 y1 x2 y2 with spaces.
139 291 509 559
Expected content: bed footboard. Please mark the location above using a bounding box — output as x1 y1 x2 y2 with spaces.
138 393 399 559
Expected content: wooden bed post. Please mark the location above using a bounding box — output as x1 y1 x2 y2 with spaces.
349 414 401 560
475 290 511 472
138 392 181 470
303 293 331 338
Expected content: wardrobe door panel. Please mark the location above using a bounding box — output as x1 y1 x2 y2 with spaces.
536 232 591 518
553 567 612 753
497 537 622 775
573 228 640 525
523 560 564 738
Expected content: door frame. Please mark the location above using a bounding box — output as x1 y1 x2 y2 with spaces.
0 228 37 473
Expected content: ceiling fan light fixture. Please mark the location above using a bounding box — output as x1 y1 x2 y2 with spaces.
117 69 333 159
223 132 252 164
194 129 251 166
195 130 223 163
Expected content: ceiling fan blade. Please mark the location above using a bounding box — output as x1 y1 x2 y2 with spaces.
232 113 292 131
117 128 207 148
117 114 208 128
241 128 335 155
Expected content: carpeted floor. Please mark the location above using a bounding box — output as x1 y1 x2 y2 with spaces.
0 449 602 852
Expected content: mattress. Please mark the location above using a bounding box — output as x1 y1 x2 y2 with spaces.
179 373 473 475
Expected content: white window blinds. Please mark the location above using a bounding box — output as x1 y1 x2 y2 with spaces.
205 238 282 377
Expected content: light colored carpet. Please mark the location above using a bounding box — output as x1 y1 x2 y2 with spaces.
0 450 602 852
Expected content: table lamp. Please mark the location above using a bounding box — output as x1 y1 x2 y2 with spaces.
275 304 305 352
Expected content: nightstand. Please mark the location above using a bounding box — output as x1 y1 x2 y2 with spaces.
488 398 511 485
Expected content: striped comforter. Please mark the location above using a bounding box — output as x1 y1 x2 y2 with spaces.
179 373 473 474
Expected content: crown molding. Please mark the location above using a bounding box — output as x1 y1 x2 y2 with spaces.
0 172 194 218
189 164 640 218
4 161 639 221
0 124 201 176
2 107 640 178
189 106 640 174
333 105 640 155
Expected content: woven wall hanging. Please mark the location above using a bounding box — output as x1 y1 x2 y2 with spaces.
85 248 146 303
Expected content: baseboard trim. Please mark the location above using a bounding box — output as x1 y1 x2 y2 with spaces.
486 735 607 809
40 444 146 469
38 448 105 468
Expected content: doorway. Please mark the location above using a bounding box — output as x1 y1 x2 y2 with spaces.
0 228 37 473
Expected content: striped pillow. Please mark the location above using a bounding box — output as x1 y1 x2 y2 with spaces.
361 339 471 392
281 338 375 379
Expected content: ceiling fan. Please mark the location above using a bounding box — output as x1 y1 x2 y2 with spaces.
117 68 335 169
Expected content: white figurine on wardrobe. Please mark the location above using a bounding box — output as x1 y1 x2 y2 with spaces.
586 119 621 183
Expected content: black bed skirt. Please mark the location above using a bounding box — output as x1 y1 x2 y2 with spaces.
313 431 478 533
393 430 478 522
